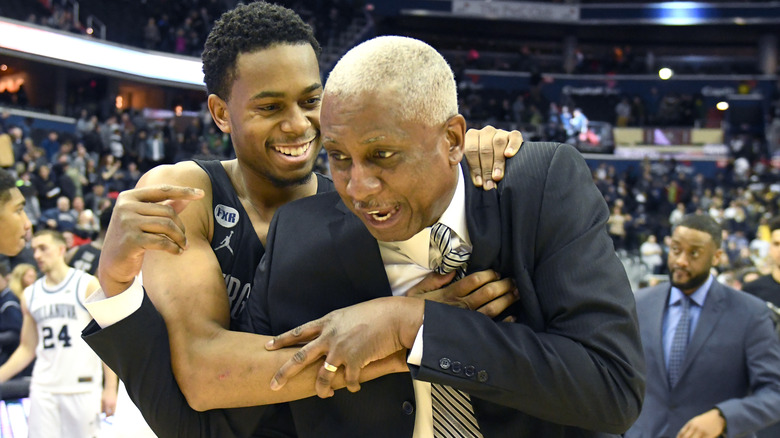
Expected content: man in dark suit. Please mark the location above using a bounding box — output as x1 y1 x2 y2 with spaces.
81 34 641 437
626 213 780 438
251 36 644 437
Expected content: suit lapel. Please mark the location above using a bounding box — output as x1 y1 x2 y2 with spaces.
646 286 672 385
463 168 501 272
331 199 392 301
678 281 725 381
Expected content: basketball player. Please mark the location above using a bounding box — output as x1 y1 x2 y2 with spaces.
0 230 117 438
0 168 32 257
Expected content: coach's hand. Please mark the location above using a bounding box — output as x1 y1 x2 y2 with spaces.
266 297 423 398
406 270 518 319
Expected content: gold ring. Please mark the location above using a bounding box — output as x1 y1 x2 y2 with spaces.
323 361 338 373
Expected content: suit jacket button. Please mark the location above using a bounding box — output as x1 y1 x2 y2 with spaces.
439 358 451 370
451 361 462 374
477 370 488 382
402 401 415 415
465 365 475 377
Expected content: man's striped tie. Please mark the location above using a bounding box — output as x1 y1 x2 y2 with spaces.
668 295 692 388
429 223 483 438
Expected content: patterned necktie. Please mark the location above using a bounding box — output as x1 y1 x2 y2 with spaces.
668 295 692 388
429 223 482 438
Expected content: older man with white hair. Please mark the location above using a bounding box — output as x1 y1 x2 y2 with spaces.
255 35 645 437
82 34 643 438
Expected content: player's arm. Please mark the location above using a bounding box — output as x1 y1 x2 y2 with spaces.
101 361 118 417
0 297 38 382
98 165 405 411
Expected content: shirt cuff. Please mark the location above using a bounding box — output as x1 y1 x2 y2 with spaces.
84 277 144 328
407 323 424 366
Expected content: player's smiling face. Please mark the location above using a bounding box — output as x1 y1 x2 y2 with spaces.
215 43 323 187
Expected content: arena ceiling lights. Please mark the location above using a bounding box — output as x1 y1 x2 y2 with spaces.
0 18 204 89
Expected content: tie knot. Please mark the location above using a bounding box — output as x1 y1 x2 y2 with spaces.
679 295 692 310
430 223 471 276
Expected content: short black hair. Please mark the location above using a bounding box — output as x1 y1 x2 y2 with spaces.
0 168 17 204
202 1 321 99
676 213 722 248
770 216 780 233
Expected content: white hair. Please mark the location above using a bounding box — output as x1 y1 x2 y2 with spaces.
325 36 458 126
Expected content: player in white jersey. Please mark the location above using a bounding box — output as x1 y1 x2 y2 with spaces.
0 230 118 438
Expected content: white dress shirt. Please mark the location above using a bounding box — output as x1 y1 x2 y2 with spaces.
378 167 470 438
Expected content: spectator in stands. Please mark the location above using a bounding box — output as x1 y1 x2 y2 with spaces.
608 200 632 250
108 127 124 160
628 213 780 438
570 107 588 143
139 127 166 172
631 95 646 126
615 97 632 127
143 17 161 50
84 183 109 215
30 164 60 211
97 154 122 191
640 234 664 274
75 109 93 140
71 196 98 238
7 264 36 304
744 216 780 307
81 115 103 155
40 131 60 162
40 195 77 232
669 202 686 228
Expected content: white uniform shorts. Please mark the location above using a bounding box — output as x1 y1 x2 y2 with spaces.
28 386 101 438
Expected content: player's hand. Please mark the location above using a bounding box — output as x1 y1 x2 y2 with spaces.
676 409 726 438
266 297 424 398
406 270 517 319
101 387 117 417
98 185 204 297
464 127 523 190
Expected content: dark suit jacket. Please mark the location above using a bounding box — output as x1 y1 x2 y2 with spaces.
627 281 780 438
248 142 644 437
82 142 645 437
82 292 294 438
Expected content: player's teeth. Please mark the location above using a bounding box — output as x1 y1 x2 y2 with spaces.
275 142 309 156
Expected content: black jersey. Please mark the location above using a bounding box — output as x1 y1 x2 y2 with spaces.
68 244 101 276
194 160 333 328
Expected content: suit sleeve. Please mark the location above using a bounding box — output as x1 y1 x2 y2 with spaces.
715 304 780 437
82 291 267 438
411 144 645 434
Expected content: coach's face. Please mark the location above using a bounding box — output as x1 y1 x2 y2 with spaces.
322 89 465 242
